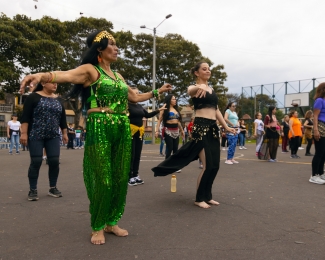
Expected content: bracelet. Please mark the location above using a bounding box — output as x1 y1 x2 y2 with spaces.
152 89 159 99
51 72 57 83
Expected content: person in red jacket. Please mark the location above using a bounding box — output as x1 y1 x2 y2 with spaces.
187 117 194 139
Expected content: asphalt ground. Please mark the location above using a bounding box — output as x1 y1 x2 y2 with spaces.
1 142 325 260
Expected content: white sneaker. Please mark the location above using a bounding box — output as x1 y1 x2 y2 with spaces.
225 160 233 165
242 146 247 150
42 156 47 160
239 147 243 150
309 175 325 184
222 147 226 151
319 174 325 181
298 147 304 150
231 160 239 164
176 170 181 173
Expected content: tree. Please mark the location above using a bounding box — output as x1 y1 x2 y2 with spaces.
113 32 228 105
225 93 283 120
1 15 228 125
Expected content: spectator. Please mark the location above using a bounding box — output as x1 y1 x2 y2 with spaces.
254 112 264 156
264 106 280 162
224 102 239 165
67 123 75 149
220 126 228 151
75 126 82 149
304 110 313 156
7 114 21 155
158 122 166 156
281 115 289 153
183 124 189 144
81 129 86 148
187 117 194 140
288 110 302 159
239 119 247 150
310 82 325 184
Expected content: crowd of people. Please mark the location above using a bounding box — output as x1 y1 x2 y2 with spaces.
12 29 325 246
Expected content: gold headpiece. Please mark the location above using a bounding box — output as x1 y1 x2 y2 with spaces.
93 31 115 44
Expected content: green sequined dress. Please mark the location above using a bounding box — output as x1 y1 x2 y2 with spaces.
84 66 131 231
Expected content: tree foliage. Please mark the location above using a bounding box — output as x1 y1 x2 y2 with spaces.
114 32 228 105
1 14 228 123
225 93 283 121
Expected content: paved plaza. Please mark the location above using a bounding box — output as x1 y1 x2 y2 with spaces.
1 143 325 260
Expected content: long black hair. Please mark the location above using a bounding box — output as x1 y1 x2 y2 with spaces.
267 106 276 122
65 30 110 107
162 94 182 125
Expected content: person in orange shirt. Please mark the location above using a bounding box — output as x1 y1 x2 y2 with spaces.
288 110 302 158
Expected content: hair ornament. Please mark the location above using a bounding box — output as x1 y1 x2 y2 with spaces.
93 31 115 44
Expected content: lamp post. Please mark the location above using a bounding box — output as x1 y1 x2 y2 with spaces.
140 14 172 144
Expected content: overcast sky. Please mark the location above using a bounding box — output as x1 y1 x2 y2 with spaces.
4 0 325 106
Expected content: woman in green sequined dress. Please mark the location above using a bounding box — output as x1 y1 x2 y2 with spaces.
20 30 172 245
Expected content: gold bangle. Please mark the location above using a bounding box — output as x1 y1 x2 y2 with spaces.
51 72 57 83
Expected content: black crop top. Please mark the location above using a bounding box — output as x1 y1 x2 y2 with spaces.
192 89 218 110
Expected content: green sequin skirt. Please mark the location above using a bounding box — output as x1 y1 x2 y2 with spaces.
84 112 131 231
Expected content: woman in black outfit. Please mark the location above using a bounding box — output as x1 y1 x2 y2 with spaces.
152 62 236 209
263 106 280 162
128 87 166 186
20 82 68 201
281 115 289 153
304 110 313 156
155 94 184 159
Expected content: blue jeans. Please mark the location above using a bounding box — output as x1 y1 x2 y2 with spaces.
239 133 246 146
75 137 81 147
226 134 238 160
9 135 20 153
28 137 61 190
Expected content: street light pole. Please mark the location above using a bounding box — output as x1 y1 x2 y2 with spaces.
140 14 172 145
152 27 156 144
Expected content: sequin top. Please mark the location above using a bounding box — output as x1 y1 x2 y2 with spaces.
21 93 67 140
168 111 180 120
87 66 129 114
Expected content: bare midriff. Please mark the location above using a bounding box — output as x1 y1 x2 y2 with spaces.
195 107 216 120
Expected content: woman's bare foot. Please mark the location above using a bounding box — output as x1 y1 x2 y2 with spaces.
91 229 105 245
104 225 128 237
207 200 220 206
194 201 211 208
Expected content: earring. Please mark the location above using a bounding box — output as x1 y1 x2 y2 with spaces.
97 54 102 63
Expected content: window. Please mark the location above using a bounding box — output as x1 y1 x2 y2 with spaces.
0 115 4 122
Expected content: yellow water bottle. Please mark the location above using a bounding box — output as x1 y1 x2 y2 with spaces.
171 175 177 192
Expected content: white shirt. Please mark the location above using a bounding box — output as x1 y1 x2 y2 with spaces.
254 119 264 131
8 121 21 135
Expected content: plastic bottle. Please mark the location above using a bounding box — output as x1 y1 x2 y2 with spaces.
171 175 177 192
